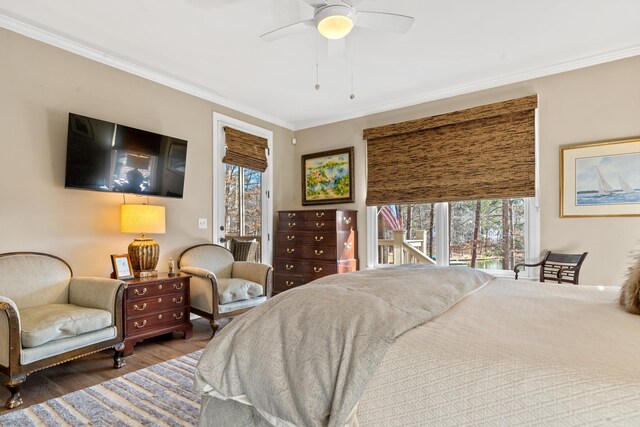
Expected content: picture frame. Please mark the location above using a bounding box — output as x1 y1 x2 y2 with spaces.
110 254 134 280
560 138 640 217
302 146 354 205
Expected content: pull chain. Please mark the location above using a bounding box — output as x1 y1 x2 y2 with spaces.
315 32 320 90
349 35 355 100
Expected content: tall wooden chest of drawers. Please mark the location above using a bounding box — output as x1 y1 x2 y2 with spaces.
274 209 358 294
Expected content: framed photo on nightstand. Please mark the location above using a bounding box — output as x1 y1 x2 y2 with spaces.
111 254 134 280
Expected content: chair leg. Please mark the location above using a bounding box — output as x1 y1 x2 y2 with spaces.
113 342 126 369
5 374 26 409
210 319 220 337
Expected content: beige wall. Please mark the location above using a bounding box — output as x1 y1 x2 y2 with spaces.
0 28 295 277
291 56 640 285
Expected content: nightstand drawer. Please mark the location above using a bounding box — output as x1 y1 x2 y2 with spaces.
126 307 188 335
126 279 187 300
125 292 187 319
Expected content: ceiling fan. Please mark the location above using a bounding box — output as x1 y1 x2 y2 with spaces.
260 0 415 42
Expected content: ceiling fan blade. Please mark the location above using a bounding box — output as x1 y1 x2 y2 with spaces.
301 0 328 7
327 38 346 58
260 19 315 42
356 11 414 33
342 0 365 6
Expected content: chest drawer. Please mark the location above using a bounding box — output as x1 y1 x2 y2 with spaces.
126 279 187 300
125 292 187 319
126 306 188 336
273 274 308 293
274 259 338 278
275 244 337 260
277 231 336 246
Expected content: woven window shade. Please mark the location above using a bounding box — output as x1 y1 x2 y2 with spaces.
363 95 537 206
222 127 269 172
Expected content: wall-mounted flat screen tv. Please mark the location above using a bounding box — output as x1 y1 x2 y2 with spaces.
65 113 187 198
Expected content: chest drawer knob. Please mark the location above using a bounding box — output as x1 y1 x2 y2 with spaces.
313 267 323 273
285 264 294 270
343 217 352 225
158 314 163 320
288 222 296 228
288 213 296 218
314 249 324 255
133 303 147 311
316 222 325 228
158 285 163 290
173 282 184 290
286 248 295 254
287 235 295 240
134 288 148 296
173 296 184 304
174 312 184 320
158 298 162 303
344 242 353 249
314 236 324 242
315 212 325 218
134 320 147 329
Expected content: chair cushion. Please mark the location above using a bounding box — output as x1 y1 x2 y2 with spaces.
20 303 112 348
217 278 264 305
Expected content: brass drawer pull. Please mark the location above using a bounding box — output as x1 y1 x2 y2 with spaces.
343 217 352 225
133 303 147 311
287 213 296 218
285 281 294 287
286 248 295 254
134 320 147 329
288 222 296 228
158 314 163 320
285 264 294 270
173 283 184 290
158 284 163 290
315 212 325 218
314 249 324 255
313 267 323 273
158 298 162 303
314 236 324 242
344 242 352 249
134 288 148 296
174 312 184 320
173 296 184 304
316 222 325 228
287 235 295 240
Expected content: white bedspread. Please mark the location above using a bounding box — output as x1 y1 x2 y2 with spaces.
358 278 640 426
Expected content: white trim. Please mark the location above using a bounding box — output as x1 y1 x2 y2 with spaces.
212 113 274 264
0 12 294 131
3 11 640 131
365 206 378 268
434 203 449 266
294 44 640 130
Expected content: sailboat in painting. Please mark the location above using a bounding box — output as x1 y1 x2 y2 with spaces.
595 166 614 196
618 174 635 194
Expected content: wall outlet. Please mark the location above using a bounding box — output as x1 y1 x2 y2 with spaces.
198 218 208 229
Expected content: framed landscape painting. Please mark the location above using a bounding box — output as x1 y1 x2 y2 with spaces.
302 147 354 205
561 138 640 217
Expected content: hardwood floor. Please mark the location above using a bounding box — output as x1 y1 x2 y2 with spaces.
0 317 218 414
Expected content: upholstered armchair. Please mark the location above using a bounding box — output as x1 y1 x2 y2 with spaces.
0 252 126 409
177 244 272 335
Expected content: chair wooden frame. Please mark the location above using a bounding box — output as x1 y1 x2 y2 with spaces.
0 252 126 409
514 251 588 284
177 244 273 336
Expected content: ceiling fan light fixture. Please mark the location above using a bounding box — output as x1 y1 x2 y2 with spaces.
315 5 355 40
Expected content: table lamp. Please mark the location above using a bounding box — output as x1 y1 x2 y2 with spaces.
121 203 166 278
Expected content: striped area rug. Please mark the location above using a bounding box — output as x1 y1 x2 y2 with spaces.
0 350 203 426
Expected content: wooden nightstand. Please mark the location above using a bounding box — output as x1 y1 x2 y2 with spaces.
122 273 193 356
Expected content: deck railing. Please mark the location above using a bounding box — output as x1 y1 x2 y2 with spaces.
377 230 436 265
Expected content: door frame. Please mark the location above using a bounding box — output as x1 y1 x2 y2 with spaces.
212 113 273 263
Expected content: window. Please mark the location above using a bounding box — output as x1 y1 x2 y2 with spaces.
224 164 262 261
372 198 538 275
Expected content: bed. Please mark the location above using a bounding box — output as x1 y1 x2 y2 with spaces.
194 264 640 426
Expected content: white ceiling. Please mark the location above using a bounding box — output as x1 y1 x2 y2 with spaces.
2 0 640 130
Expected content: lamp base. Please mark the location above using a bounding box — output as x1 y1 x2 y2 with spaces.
135 270 158 278
128 237 160 276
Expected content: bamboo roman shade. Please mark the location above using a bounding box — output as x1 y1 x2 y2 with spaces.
222 126 269 172
363 95 538 206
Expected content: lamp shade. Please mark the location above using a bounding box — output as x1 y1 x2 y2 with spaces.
121 204 166 235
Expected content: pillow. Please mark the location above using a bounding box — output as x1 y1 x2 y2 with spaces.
620 252 640 314
231 239 257 262
217 278 264 304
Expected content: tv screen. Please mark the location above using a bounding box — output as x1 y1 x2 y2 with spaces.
65 113 187 198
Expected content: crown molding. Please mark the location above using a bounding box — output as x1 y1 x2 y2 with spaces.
0 12 295 131
294 43 640 130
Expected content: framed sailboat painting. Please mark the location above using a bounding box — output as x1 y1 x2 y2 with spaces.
561 138 640 217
